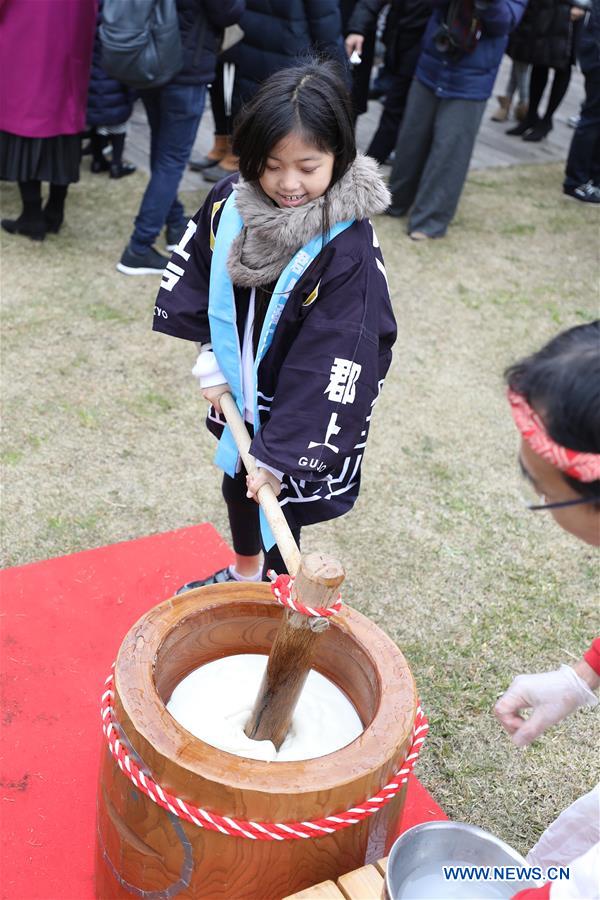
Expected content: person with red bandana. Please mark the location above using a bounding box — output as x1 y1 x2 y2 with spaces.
493 320 600 900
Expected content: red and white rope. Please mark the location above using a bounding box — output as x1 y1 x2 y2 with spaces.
101 670 428 841
267 571 342 618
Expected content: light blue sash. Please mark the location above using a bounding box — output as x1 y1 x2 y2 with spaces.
208 190 353 549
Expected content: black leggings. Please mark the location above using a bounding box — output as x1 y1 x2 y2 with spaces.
528 65 572 123
222 470 301 579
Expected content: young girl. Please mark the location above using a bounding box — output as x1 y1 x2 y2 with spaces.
152 60 396 585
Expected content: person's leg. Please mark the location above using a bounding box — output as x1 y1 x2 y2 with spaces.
407 97 486 238
524 66 572 141
117 92 171 272
111 132 124 166
513 62 530 120
262 527 301 580
222 471 263 578
1 179 46 240
202 64 240 183
211 62 228 135
592 131 600 186
174 469 263 593
506 62 518 99
492 60 517 121
19 180 43 216
387 80 439 215
564 68 600 191
165 84 207 230
189 62 230 170
366 43 421 164
90 128 110 172
515 62 530 104
129 82 206 253
507 64 547 133
108 131 136 179
527 65 548 120
44 183 68 232
543 66 572 123
143 91 161 172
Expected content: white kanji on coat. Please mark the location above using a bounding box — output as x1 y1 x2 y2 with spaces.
324 358 362 405
308 412 341 454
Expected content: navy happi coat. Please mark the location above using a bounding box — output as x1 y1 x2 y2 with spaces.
152 175 397 529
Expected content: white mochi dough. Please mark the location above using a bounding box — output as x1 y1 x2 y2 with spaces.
166 653 363 762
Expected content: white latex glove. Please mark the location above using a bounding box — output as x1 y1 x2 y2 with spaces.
495 665 598 748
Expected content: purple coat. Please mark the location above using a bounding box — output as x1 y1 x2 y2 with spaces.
0 0 97 138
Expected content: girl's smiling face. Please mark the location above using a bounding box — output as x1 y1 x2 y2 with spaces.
259 132 335 208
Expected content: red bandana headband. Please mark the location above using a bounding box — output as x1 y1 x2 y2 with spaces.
508 389 600 483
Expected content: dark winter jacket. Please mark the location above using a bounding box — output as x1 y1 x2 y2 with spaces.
152 171 397 530
577 0 600 71
417 0 528 100
508 0 576 68
347 0 431 69
87 2 134 127
223 0 344 104
174 0 245 85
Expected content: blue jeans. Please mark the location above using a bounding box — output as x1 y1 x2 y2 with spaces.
130 82 206 253
564 68 600 189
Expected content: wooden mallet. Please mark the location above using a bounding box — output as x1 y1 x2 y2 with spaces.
219 391 345 750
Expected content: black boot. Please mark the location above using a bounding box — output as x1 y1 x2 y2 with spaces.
523 119 553 142
110 162 136 179
1 180 46 241
43 184 68 234
506 116 539 136
108 132 136 178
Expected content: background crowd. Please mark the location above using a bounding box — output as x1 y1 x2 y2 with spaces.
0 0 598 257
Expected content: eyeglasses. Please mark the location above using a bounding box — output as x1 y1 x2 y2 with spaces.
518 458 599 511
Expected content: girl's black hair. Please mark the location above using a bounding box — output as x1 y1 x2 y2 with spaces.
505 320 600 502
232 59 357 239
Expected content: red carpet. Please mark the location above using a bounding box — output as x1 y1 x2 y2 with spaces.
0 525 445 900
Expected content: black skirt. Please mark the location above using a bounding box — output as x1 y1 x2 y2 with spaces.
0 132 82 185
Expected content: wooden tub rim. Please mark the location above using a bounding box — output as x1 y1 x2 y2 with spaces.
113 582 417 797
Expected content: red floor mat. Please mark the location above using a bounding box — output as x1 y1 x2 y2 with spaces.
0 525 445 900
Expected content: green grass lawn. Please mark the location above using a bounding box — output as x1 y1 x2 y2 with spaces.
1 161 598 852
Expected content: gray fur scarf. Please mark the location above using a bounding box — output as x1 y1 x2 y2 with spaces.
227 153 390 288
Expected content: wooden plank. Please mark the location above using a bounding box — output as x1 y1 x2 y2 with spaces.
337 864 384 900
375 857 388 875
282 881 345 900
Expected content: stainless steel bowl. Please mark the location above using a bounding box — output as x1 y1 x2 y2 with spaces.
384 821 536 899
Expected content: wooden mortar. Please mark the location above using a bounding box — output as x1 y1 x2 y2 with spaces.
95 582 417 899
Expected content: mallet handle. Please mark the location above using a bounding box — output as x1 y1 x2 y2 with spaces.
219 392 301 576
219 391 344 751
